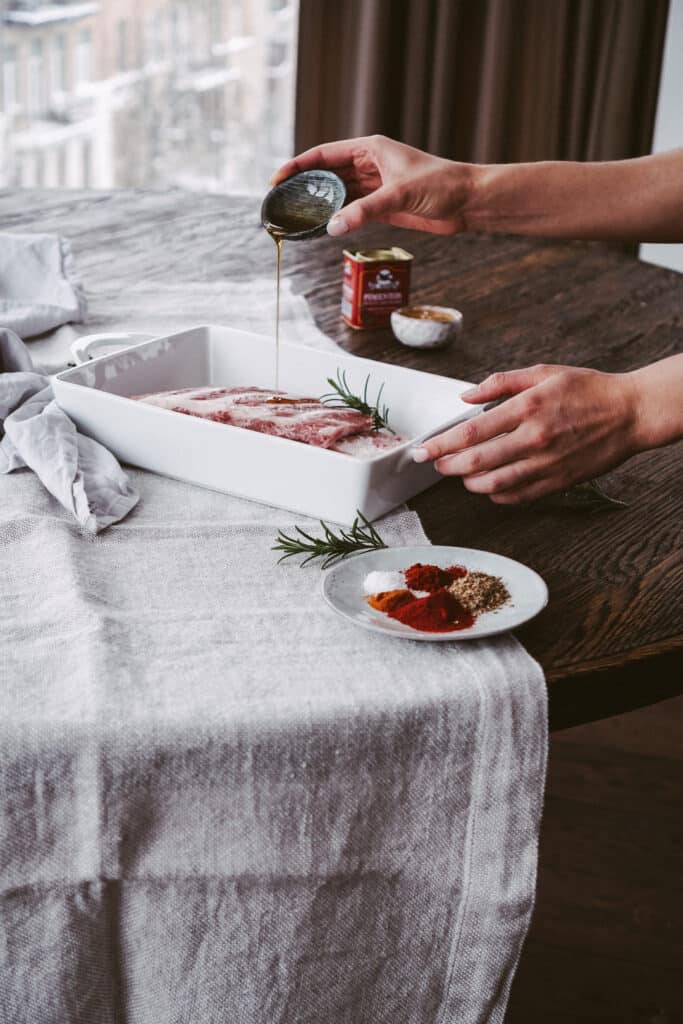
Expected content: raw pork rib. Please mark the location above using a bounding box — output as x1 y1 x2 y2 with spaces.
132 385 404 456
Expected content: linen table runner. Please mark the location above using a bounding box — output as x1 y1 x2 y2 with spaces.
1 276 547 1023
1 467 546 1024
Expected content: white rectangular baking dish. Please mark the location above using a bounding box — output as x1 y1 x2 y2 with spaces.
53 324 479 524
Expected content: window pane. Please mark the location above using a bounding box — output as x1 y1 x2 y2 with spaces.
117 21 127 72
2 45 18 111
77 29 92 84
28 39 43 114
52 35 67 94
1 1 299 194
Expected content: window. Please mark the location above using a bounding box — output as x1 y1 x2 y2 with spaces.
1 1 299 194
230 1 244 36
154 11 166 62
57 145 67 187
76 28 92 85
268 40 288 67
83 139 92 187
52 34 67 95
117 20 127 71
28 39 44 115
2 45 18 112
176 5 190 69
209 0 222 45
20 153 37 187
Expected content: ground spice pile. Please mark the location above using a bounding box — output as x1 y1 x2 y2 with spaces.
367 589 414 613
389 590 474 632
404 562 467 592
364 561 511 634
447 571 510 615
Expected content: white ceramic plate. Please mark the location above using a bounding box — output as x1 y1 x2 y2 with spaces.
321 545 548 641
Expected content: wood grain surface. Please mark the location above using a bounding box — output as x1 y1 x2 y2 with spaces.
507 695 683 1023
1 189 681 727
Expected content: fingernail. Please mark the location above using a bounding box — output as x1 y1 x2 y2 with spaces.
461 387 479 399
327 215 349 237
412 446 429 463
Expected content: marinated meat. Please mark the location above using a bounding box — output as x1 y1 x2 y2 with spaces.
132 385 405 456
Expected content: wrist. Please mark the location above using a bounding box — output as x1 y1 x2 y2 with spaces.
627 361 683 452
460 163 495 233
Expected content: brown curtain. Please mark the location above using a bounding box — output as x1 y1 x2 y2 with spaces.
295 0 669 163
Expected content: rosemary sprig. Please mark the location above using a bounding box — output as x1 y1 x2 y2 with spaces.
320 369 393 432
273 511 387 568
539 479 629 511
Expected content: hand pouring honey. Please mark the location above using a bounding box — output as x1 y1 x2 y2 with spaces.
261 170 346 394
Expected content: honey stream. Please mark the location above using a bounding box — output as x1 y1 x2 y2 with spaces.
265 226 285 395
274 234 282 394
265 210 326 397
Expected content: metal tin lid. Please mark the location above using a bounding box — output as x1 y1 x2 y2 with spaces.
343 247 414 262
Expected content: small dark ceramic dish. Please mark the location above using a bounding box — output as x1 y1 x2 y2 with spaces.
261 170 347 240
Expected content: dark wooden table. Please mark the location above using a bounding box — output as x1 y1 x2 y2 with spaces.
2 189 681 729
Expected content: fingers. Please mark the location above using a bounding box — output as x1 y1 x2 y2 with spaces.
487 476 559 505
271 139 371 185
329 204 457 236
461 457 546 496
461 365 558 404
412 397 525 464
432 429 527 477
327 183 404 235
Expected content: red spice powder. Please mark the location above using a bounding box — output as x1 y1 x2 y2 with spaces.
387 589 475 633
445 564 468 581
403 563 453 593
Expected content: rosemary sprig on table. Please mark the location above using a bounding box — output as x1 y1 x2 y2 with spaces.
320 369 393 433
273 512 387 568
540 479 629 511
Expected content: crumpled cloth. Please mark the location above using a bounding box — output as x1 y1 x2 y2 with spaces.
0 231 87 338
0 328 139 532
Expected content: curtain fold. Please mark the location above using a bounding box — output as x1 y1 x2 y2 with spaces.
295 0 669 163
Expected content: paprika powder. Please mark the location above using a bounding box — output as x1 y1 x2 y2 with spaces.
402 562 469 592
387 590 475 633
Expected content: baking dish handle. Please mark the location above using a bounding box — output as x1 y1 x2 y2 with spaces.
70 332 152 365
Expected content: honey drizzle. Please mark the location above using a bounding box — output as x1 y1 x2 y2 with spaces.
266 209 324 393
274 234 282 394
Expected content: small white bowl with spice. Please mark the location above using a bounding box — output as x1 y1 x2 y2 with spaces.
391 304 463 349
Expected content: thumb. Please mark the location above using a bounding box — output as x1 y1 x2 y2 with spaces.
327 184 402 236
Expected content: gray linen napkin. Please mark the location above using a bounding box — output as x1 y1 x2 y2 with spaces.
0 328 139 532
0 232 87 338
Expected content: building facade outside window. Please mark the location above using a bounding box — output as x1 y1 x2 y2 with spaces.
0 0 299 194
51 34 67 96
76 28 92 85
2 44 19 112
117 20 127 72
28 39 44 115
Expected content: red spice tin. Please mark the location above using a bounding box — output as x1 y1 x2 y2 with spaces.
341 247 413 329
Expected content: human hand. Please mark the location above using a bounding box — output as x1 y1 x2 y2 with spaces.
271 135 475 236
412 365 641 504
